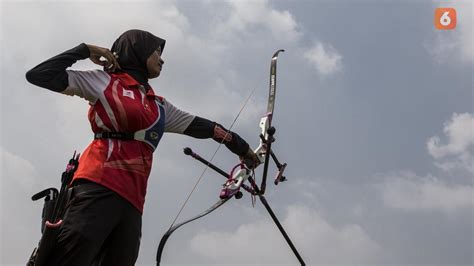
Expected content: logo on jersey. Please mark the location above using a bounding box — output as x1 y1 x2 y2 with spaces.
150 131 159 140
123 89 135 99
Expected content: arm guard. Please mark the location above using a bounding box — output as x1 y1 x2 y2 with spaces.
183 116 250 157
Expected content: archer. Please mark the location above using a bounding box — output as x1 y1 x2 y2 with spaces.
25 29 258 266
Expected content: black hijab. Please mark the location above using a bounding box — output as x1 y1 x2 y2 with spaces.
111 29 166 86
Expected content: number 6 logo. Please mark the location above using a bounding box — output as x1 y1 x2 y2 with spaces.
435 8 457 30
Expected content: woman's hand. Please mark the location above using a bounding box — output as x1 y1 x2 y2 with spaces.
240 148 260 169
86 44 120 72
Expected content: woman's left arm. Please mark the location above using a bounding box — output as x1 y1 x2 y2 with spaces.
163 99 258 166
184 116 250 156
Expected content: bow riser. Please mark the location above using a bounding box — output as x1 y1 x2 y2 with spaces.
255 113 272 162
221 112 272 197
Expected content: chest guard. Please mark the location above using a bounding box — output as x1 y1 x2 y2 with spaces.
94 96 166 151
134 98 165 150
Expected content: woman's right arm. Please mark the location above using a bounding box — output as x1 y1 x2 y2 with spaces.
26 43 120 93
25 43 91 92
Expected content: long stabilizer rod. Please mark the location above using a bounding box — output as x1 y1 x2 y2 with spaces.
248 176 306 266
184 148 306 265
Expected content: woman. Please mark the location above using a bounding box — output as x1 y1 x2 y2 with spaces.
26 29 257 266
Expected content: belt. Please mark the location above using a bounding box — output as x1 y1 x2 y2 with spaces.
94 132 135 140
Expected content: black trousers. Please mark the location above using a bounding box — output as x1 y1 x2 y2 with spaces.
47 181 142 266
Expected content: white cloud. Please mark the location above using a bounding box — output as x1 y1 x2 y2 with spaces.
212 0 302 44
380 171 473 213
427 113 474 173
190 205 379 265
429 1 473 63
304 42 343 76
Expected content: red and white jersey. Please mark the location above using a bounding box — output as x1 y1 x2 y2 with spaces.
64 70 194 213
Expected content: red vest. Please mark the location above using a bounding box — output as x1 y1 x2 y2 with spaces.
73 73 165 213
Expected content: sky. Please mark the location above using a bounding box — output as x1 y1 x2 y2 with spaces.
1 0 473 265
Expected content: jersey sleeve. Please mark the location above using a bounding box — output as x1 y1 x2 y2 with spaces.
163 99 195 134
62 70 111 103
25 43 90 92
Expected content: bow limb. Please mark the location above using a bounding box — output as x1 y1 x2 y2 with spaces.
156 197 231 266
253 49 284 193
266 49 285 115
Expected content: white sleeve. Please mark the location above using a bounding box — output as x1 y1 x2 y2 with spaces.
163 99 195 134
63 70 111 103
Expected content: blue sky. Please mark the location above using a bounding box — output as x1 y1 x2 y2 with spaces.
1 0 472 265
